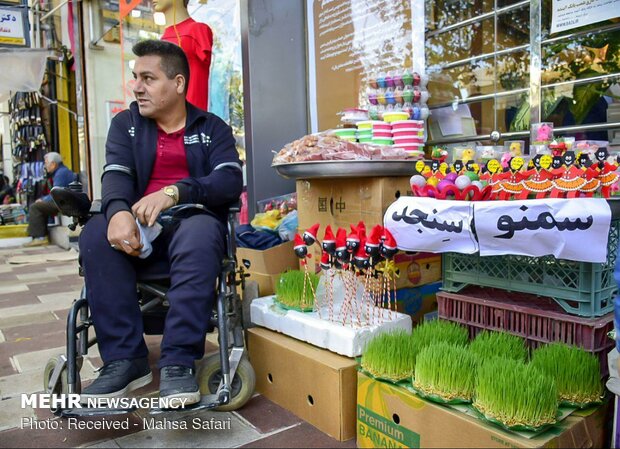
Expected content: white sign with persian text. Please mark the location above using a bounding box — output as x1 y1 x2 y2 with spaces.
551 0 620 34
384 197 478 254
474 199 611 263
0 8 26 46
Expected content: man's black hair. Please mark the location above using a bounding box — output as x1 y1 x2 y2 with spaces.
132 39 190 92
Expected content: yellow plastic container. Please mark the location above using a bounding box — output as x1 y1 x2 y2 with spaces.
383 111 410 123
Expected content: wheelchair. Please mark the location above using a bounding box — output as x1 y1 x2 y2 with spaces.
42 182 256 417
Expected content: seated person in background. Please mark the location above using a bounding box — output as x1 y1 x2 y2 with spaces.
0 174 14 205
79 40 242 406
24 152 76 247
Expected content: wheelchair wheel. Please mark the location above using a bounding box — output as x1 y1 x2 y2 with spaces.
43 356 81 415
197 353 255 412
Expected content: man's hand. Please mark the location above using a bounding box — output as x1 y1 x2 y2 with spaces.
132 190 175 227
108 211 142 257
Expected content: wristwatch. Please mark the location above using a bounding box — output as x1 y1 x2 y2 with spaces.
163 185 179 205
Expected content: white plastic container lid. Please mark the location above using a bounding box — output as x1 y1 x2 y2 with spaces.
392 120 424 126
392 128 424 133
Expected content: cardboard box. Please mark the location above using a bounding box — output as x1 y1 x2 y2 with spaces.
236 241 299 296
357 372 607 448
296 177 412 231
248 327 358 441
394 282 442 326
246 272 282 297
393 252 442 290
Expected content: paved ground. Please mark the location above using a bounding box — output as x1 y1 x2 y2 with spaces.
0 243 357 448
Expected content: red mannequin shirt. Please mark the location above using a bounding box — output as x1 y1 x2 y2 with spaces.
162 18 213 111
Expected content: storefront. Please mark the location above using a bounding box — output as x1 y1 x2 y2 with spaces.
1 0 620 447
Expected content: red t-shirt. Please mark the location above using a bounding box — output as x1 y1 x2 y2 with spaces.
161 18 213 111
143 127 190 196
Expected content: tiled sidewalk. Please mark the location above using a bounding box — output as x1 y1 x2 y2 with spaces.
0 244 357 448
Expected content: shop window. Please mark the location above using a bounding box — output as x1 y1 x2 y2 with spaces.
424 0 620 148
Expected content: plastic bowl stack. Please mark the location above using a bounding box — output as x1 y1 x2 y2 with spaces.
391 120 425 158
356 120 382 144
371 121 393 146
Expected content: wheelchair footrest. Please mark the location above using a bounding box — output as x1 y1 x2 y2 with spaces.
60 406 136 418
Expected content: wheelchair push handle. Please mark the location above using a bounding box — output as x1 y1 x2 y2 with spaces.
51 182 93 224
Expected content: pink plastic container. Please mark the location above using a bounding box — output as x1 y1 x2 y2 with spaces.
392 120 424 130
393 136 424 145
372 122 392 132
372 131 393 139
392 129 424 138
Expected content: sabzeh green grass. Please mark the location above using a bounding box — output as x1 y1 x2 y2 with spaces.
469 330 528 363
361 330 416 382
410 319 469 355
474 357 558 429
530 343 603 407
414 342 477 402
361 320 469 382
274 270 320 311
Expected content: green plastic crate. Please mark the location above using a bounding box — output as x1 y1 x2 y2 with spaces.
441 220 620 317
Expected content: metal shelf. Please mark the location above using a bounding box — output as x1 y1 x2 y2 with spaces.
437 44 529 71
272 160 416 179
425 0 529 38
425 121 620 146
429 88 528 110
543 22 620 46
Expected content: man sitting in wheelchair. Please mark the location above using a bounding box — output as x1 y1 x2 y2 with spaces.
79 39 243 407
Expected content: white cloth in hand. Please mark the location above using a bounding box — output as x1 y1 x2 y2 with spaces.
136 218 163 259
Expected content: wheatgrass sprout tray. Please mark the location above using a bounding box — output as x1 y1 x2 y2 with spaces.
413 342 476 404
410 319 469 356
274 270 320 312
360 330 416 383
474 357 558 431
469 330 528 363
531 343 603 408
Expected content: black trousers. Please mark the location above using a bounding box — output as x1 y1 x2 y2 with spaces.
79 213 226 369
27 200 59 238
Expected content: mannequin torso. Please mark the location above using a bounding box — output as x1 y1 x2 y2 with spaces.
154 0 213 110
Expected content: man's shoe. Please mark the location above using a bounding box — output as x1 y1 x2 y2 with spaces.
23 237 49 247
159 365 200 407
81 358 152 403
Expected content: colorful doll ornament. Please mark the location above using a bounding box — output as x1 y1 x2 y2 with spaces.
303 223 320 246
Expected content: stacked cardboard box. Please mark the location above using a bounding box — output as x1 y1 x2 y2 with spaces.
296 177 411 231
236 240 299 296
248 327 358 441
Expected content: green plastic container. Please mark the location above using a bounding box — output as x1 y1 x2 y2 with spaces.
441 220 620 317
372 138 394 146
332 128 357 138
